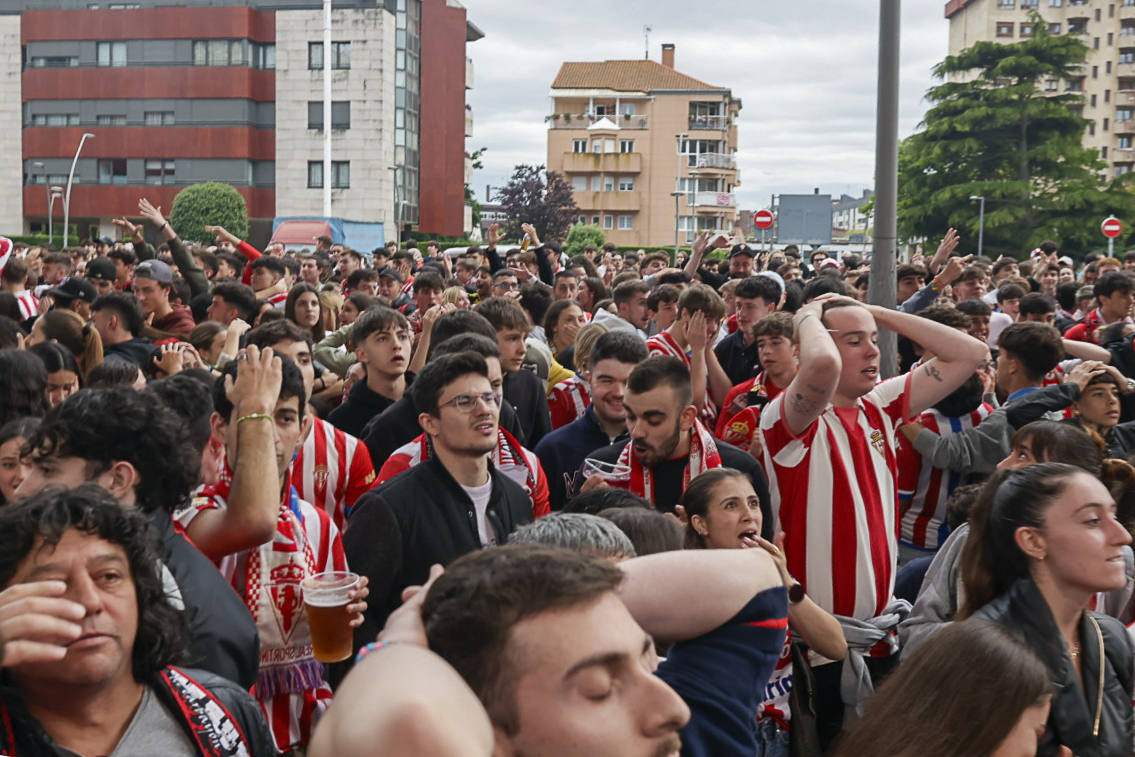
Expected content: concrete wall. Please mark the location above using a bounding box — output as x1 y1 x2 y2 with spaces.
0 14 22 232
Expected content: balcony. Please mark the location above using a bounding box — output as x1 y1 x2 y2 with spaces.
547 114 649 130
1119 62 1135 77
689 115 728 130
465 56 474 89
1112 147 1135 162
571 190 641 212
465 106 473 138
695 152 737 170
1116 119 1135 133
1120 90 1135 105
692 191 737 209
562 151 642 173
1123 1 1135 18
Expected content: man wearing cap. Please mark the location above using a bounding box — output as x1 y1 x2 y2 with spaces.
83 257 118 297
377 266 413 309
132 259 194 336
682 233 756 290
44 277 97 321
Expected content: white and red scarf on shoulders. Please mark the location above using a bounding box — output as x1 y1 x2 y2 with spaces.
612 419 721 505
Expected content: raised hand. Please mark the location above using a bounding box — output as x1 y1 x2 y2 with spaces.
486 223 500 248
112 217 143 242
224 345 282 417
138 198 166 227
0 580 85 668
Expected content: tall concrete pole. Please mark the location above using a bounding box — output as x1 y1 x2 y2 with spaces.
868 0 900 378
322 0 332 218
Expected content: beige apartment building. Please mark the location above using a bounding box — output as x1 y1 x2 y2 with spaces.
946 0 1135 177
546 44 741 248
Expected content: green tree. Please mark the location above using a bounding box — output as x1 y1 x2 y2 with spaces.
563 223 606 256
170 182 249 244
494 164 578 243
898 15 1131 257
465 146 487 230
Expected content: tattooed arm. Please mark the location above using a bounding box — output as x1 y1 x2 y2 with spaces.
782 300 841 435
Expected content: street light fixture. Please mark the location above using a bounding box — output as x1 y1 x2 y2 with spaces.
673 132 688 260
62 133 95 248
969 195 985 258
32 161 51 242
48 186 63 249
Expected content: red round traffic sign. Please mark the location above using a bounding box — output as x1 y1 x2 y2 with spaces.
1102 217 1123 239
753 210 774 230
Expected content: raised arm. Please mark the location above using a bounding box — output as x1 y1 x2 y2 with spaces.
685 310 711 415
781 300 841 435
1062 338 1111 363
138 199 209 297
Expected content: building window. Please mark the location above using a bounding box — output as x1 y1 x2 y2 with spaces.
997 0 1015 7
590 175 602 191
572 139 587 153
1044 78 1059 91
96 41 126 67
603 176 614 192
619 139 635 153
253 42 275 70
617 215 633 230
95 114 127 126
307 161 350 189
1050 0 1063 5
1118 108 1133 120
1092 93 1099 106
1021 22 1034 36
1117 165 1131 177
144 160 175 185
591 215 600 225
1094 65 1099 78
1067 78 1084 91
571 175 587 191
997 22 1014 36
1106 117 1111 130
307 101 351 130
308 41 350 70
603 215 613 230
618 177 635 191
143 111 174 126
1104 146 1109 157
1050 22 1062 33
29 56 77 68
31 113 79 126
1121 50 1135 63
591 140 603 153
1120 136 1133 148
1107 89 1112 102
1021 0 1038 6
97 158 127 185
192 39 241 67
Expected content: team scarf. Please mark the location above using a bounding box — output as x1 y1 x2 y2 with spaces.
410 428 538 497
613 419 722 505
647 331 720 427
0 667 255 757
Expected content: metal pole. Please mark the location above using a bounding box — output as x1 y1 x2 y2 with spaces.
62 133 94 249
322 0 332 218
868 0 900 379
1110 235 1115 258
33 162 48 239
673 192 680 261
48 189 61 248
976 196 985 258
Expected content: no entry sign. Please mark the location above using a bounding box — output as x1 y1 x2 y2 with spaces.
753 209 774 230
1102 216 1124 239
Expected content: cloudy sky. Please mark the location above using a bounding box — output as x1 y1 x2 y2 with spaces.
464 0 950 211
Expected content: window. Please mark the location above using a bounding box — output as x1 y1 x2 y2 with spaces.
1044 79 1059 91
1022 0 1038 6
1050 0 1063 5
1118 108 1133 120
1120 136 1133 148
1104 146 1109 157
1107 89 1112 102
1106 117 1111 130
307 161 350 189
1093 93 1099 106
229 40 245 66
620 103 635 116
590 175 602 191
1117 165 1131 177
31 113 79 126
1121 50 1135 63
144 111 174 126
97 158 127 185
604 138 616 153
96 114 126 126
603 215 613 230
1068 20 1087 34
1050 22 1062 33
1110 32 1116 45
997 0 1015 7
253 43 275 70
572 139 587 153
1094 65 1099 78
603 176 614 192
618 215 633 230
192 39 241 67
619 139 635 153
96 41 126 67
618 177 635 191
591 140 602 153
308 41 350 70
306 101 351 130
1090 121 1097 135
591 215 600 225
1067 78 1083 91
29 56 77 68
1020 22 1034 36
144 160 175 185
571 175 587 191
1097 8 1103 20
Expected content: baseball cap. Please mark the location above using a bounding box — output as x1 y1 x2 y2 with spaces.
377 266 403 283
727 244 755 259
819 258 840 270
85 257 117 283
45 277 97 304
134 259 173 284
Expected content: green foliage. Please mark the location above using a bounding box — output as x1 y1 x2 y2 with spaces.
493 164 579 243
169 182 249 244
898 15 1135 257
563 224 606 256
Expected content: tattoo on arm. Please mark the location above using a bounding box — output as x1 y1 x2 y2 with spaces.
924 363 943 383
790 391 821 416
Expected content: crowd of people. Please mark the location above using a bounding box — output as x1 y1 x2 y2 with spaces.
2 200 1135 756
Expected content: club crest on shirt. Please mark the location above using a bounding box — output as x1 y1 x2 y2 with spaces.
269 564 305 641
869 429 886 456
312 465 330 487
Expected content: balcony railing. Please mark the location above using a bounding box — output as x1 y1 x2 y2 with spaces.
695 152 737 170
692 191 737 208
1116 119 1135 133
1112 147 1135 162
688 115 728 130
1120 90 1135 105
547 114 649 130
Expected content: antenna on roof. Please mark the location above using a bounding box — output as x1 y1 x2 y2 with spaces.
643 25 652 60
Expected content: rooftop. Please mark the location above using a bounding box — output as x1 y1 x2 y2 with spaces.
551 59 725 93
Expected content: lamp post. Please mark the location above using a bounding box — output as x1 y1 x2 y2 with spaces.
48 186 63 248
62 133 95 249
673 132 688 260
969 195 985 258
33 161 51 242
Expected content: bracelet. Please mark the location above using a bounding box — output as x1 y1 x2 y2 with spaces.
930 279 944 292
160 221 170 231
236 412 272 424
355 640 397 662
798 312 816 325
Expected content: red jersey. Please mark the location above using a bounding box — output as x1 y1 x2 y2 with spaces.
714 371 788 447
292 417 376 530
548 374 592 429
646 331 719 428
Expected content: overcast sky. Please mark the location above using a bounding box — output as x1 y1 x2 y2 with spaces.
464 0 949 212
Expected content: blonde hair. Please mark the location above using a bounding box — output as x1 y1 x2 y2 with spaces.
318 290 343 332
573 322 611 375
443 286 470 309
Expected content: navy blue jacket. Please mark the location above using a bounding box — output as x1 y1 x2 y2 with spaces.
534 405 626 510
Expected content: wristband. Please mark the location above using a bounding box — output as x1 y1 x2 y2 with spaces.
930 278 944 292
160 221 170 231
798 312 816 325
236 412 272 424
355 640 398 662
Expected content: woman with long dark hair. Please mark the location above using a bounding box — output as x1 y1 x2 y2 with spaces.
25 309 103 376
543 299 585 368
285 282 325 342
959 463 1134 756
28 341 81 407
0 417 38 505
0 351 48 427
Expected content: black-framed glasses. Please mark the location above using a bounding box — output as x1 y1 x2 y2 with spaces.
439 392 502 413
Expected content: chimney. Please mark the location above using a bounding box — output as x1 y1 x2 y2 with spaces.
661 43 675 69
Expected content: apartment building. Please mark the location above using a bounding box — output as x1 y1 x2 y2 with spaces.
946 0 1135 177
4 0 478 244
546 43 741 248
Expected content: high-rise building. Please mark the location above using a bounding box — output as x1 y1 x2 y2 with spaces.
546 43 742 248
4 0 478 244
946 0 1135 178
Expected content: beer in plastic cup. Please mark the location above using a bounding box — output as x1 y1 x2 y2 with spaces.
302 571 359 663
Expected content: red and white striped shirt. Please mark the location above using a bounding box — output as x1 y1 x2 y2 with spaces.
646 331 719 428
548 374 592 429
267 291 289 309
292 417 376 531
759 374 911 620
896 402 992 551
376 429 550 517
13 290 37 320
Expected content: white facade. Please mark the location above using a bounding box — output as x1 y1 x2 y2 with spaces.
0 15 22 233
274 7 396 223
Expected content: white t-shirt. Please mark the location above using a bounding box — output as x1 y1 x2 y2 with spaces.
462 478 495 547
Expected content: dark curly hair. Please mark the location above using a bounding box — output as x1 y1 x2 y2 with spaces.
26 388 198 514
0 350 48 426
0 484 188 682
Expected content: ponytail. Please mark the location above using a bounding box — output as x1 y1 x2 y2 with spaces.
80 320 103 376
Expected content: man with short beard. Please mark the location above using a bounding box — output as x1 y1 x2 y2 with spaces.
583 356 771 525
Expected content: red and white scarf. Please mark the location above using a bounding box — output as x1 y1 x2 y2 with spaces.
612 419 722 505
646 331 720 427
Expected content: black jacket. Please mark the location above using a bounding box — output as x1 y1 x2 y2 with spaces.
343 455 533 648
1063 417 1135 460
975 577 1134 757
504 369 552 448
713 328 761 387
103 337 155 368
326 374 413 438
152 510 259 689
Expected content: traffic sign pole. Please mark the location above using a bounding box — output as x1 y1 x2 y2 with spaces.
1102 216 1123 258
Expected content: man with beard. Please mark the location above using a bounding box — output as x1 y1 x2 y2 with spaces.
583 356 771 532
343 351 534 648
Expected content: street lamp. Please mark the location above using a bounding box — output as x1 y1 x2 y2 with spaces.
47 186 63 249
62 133 95 248
969 195 985 258
673 132 688 260
33 161 51 242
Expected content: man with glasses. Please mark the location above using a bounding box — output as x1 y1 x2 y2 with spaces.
343 350 534 650
491 269 520 297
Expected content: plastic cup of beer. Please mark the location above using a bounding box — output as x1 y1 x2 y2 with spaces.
302 571 360 663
